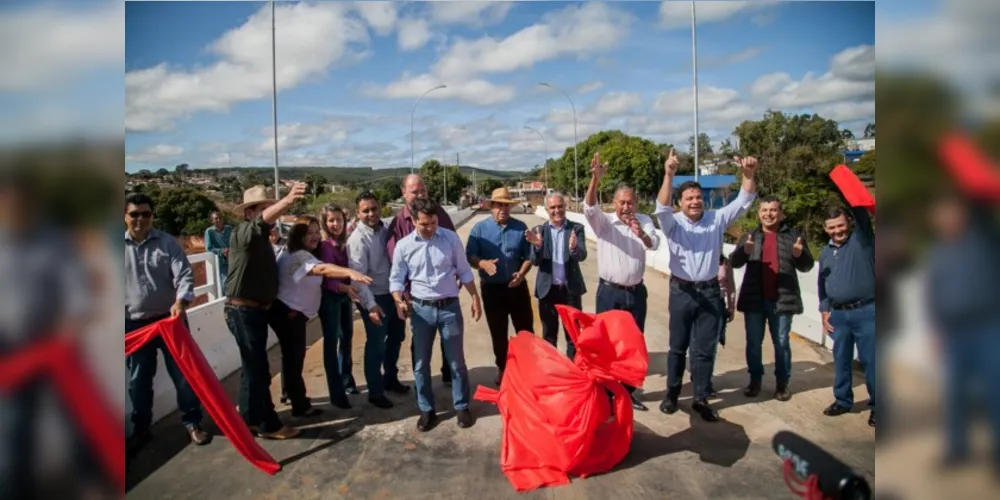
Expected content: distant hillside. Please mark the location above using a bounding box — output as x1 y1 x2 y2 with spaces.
194 165 530 184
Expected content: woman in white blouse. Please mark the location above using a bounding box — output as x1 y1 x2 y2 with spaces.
271 216 372 417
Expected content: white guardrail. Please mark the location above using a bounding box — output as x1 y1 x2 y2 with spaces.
132 206 478 430
534 206 934 377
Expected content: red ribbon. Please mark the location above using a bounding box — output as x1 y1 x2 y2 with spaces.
125 316 281 476
0 336 125 493
939 133 1000 201
829 165 875 214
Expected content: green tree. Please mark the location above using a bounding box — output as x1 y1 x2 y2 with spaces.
864 122 875 138
853 150 876 177
152 186 220 236
547 130 668 201
841 129 855 140
174 163 190 176
733 111 846 246
371 178 402 205
155 168 169 177
687 133 714 157
478 178 504 195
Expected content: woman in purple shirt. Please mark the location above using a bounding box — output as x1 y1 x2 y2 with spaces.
318 205 361 406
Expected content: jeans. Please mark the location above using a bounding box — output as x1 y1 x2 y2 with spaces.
942 322 1000 463
359 294 407 398
596 281 648 393
126 316 203 433
744 300 793 386
224 305 283 433
318 291 353 405
410 300 470 412
667 280 723 402
481 281 535 372
538 287 583 360
267 300 312 412
828 303 876 409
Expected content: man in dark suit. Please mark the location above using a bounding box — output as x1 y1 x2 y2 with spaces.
526 192 588 359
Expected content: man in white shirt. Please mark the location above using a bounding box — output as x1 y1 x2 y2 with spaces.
583 152 660 411
654 149 758 421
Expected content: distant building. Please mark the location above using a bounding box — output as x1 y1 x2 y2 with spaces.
673 175 739 210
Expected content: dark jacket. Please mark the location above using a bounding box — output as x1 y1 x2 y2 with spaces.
530 221 588 300
730 223 814 315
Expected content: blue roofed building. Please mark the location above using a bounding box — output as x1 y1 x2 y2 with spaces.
673 175 739 209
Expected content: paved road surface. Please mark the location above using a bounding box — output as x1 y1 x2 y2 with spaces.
126 213 875 499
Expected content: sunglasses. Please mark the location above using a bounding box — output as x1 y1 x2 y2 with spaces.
128 210 153 219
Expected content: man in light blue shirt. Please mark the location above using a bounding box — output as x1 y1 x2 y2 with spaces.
466 187 534 385
654 149 759 421
389 199 482 433
204 211 232 288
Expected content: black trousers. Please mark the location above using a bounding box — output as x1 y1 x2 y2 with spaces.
667 280 724 402
595 281 648 394
266 300 311 413
538 285 582 360
481 281 535 372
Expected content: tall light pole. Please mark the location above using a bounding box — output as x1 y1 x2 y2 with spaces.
539 82 578 208
691 1 701 182
523 126 548 190
411 84 447 173
270 1 280 197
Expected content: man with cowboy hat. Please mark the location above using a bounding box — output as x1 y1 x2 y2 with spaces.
466 186 535 385
225 182 307 440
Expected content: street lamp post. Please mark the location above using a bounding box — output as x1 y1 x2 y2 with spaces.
691 1 701 183
270 1 280 198
539 82 578 208
411 84 447 173
523 126 548 191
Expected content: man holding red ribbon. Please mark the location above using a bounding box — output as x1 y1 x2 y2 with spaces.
124 193 210 451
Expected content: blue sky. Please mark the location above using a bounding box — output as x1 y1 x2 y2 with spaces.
124 1 876 173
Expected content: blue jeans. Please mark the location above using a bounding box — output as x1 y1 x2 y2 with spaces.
359 294 407 398
667 281 723 401
319 291 354 405
745 300 793 386
224 305 283 433
410 300 470 412
828 303 876 408
126 316 203 433
942 322 1000 462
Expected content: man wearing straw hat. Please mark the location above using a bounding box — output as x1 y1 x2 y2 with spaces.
466 186 535 386
224 183 306 440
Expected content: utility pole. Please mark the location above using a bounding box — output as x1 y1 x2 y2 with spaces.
691 1 701 183
270 1 280 198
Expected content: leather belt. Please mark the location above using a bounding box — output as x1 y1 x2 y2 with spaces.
831 298 874 311
670 276 720 290
411 297 458 308
225 298 270 310
599 279 643 292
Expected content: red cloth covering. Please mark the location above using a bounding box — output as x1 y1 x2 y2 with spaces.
830 165 875 213
125 316 281 476
939 133 1000 201
0 336 125 493
474 305 649 492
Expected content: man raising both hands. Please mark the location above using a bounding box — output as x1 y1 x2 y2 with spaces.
584 152 660 411
655 149 758 421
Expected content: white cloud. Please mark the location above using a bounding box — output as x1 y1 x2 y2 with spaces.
653 86 741 115
428 1 513 27
660 1 777 30
752 45 875 108
363 72 516 106
368 2 633 106
0 1 123 92
126 3 371 132
577 81 605 94
593 92 642 116
126 144 185 164
397 18 432 51
257 121 350 153
353 1 398 36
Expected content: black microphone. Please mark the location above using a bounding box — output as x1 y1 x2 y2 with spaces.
772 431 871 500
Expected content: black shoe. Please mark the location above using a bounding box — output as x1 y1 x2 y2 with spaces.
823 402 851 416
456 409 475 429
775 385 792 402
659 397 680 415
345 386 361 396
127 429 152 454
385 379 411 394
417 411 438 432
330 399 353 410
744 380 762 398
369 395 394 409
707 387 719 399
630 393 649 412
291 406 325 418
868 411 875 428
692 400 720 422
280 394 290 405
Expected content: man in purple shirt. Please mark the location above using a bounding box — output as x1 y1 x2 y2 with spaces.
387 174 456 386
